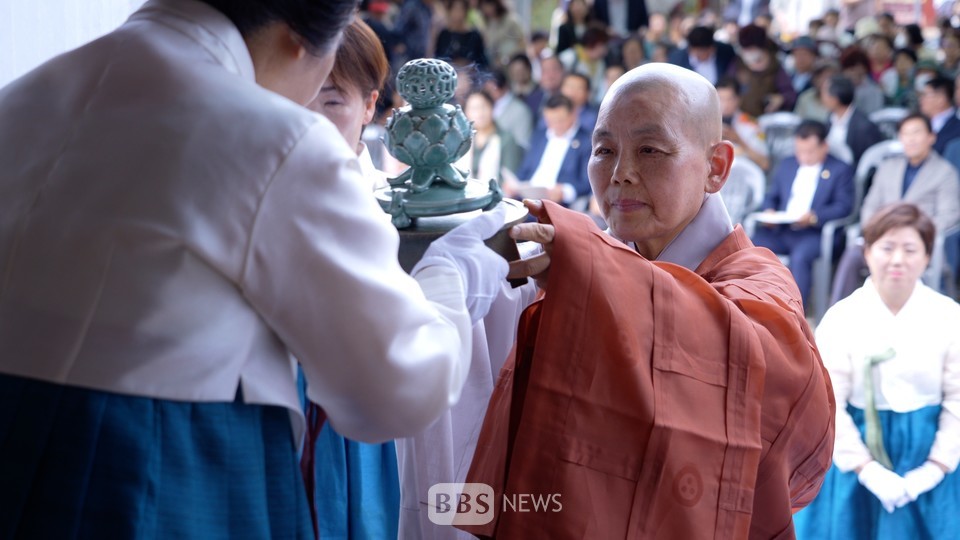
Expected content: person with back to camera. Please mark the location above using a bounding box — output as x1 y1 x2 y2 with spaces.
0 0 509 537
304 17 401 539
794 202 960 540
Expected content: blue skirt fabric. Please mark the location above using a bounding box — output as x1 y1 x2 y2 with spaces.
0 373 313 540
794 404 960 540
312 424 401 540
298 370 401 539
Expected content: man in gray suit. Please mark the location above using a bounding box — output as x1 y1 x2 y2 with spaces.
830 112 960 303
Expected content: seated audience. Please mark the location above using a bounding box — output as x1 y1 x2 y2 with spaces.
483 68 534 151
830 113 960 304
456 89 523 184
504 94 591 206
840 46 886 116
752 120 856 306
918 76 960 155
795 62 840 124
822 74 885 167
667 25 737 85
789 36 820 95
717 76 770 170
434 0 488 69
729 23 797 116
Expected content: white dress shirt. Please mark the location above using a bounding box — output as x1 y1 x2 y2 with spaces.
931 107 956 134
827 106 855 164
0 0 475 445
816 280 960 472
607 0 629 37
689 53 719 86
528 124 579 204
357 142 390 192
739 0 757 27
784 164 821 218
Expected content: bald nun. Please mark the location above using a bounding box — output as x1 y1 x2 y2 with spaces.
458 63 836 539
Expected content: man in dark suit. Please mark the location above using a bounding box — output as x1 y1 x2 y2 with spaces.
752 120 856 305
591 0 648 38
506 94 592 206
667 26 737 86
918 76 960 154
722 0 770 27
823 74 884 168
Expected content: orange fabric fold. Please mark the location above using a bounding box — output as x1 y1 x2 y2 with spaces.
459 202 835 539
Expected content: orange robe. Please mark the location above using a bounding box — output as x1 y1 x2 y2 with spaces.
459 203 835 539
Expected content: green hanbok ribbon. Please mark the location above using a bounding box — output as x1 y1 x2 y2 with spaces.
864 348 896 470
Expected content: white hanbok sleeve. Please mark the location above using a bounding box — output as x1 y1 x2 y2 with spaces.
928 319 960 472
815 307 874 472
240 121 472 443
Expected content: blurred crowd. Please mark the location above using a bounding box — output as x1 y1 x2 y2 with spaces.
356 0 960 311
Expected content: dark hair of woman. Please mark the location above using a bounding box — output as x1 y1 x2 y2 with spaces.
198 0 358 53
862 202 936 255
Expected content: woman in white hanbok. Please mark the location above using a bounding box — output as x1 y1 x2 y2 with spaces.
0 1 509 538
795 203 960 540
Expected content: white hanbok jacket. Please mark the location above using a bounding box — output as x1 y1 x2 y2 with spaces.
0 0 475 445
816 280 960 473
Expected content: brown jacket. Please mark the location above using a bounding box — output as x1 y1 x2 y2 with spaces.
459 203 835 539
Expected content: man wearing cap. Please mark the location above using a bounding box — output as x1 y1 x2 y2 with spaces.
790 36 820 94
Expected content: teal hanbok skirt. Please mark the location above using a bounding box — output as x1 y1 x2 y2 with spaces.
794 404 960 540
0 373 313 539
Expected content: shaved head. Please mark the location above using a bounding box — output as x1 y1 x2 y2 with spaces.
600 63 723 148
588 62 735 256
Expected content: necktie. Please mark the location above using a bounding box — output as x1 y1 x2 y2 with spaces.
864 348 896 469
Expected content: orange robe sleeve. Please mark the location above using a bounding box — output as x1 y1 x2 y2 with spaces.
458 202 835 539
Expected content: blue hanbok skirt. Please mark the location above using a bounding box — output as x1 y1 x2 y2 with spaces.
312 424 401 539
0 373 313 539
794 404 960 540
298 371 401 539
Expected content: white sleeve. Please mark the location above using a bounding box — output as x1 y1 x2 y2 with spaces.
815 308 874 472
928 312 960 472
240 121 471 443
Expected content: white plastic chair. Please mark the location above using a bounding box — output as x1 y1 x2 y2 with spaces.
869 107 909 141
758 112 803 175
926 224 959 296
744 142 879 322
720 158 766 225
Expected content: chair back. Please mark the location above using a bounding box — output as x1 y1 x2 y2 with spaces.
854 139 904 221
868 107 909 141
720 158 766 225
758 112 803 173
